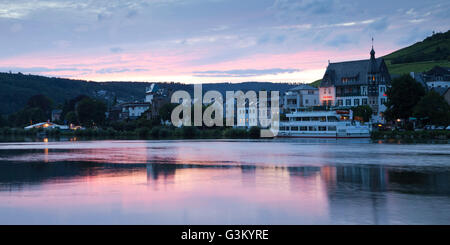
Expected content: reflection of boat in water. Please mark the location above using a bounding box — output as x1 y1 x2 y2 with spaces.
278 110 371 139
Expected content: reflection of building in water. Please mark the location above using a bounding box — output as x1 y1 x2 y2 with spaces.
287 166 321 177
322 165 389 224
335 166 388 192
322 165 450 224
146 164 177 180
240 165 257 186
285 165 330 221
388 170 450 195
146 164 176 185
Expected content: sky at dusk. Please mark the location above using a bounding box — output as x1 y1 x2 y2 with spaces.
0 0 449 83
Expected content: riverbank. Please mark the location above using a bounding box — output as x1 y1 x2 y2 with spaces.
372 130 450 140
0 126 262 140
3 127 450 142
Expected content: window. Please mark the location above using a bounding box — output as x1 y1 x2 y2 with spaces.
327 116 338 122
291 126 299 131
319 126 327 131
308 126 317 131
305 99 309 104
362 98 368 105
300 126 307 131
328 126 337 131
354 99 360 106
346 99 351 106
381 98 386 105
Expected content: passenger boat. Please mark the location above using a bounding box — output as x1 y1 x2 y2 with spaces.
278 110 371 138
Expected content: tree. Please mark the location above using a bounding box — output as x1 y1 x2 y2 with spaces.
158 103 178 122
384 75 426 122
11 107 47 126
62 95 90 119
75 98 107 127
352 105 373 122
0 114 7 127
65 111 78 124
413 91 450 125
26 94 53 115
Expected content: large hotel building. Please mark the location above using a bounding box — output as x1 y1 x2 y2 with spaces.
319 46 391 122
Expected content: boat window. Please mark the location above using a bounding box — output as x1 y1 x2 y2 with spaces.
320 117 326 122
327 116 339 122
300 126 307 131
318 126 327 131
296 117 302 121
302 117 310 121
328 126 337 131
291 126 299 131
280 126 286 131
311 117 319 121
308 126 317 131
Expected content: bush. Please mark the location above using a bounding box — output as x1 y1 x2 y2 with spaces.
182 126 197 138
135 127 150 137
249 126 260 139
223 128 248 138
151 127 161 138
159 128 171 138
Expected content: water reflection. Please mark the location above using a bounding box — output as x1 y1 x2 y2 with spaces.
0 140 449 224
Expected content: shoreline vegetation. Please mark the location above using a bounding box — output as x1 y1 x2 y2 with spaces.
371 130 450 140
0 126 262 140
1 126 449 141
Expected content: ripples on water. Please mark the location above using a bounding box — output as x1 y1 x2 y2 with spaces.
0 139 449 224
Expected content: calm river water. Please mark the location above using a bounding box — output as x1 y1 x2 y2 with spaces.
0 138 449 224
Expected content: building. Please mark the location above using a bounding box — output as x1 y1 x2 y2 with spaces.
107 83 170 121
319 46 391 122
120 102 151 120
145 84 158 103
51 109 62 122
24 122 69 130
410 66 450 90
234 92 277 128
283 84 319 113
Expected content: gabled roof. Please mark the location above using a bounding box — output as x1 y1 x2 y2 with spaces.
431 87 449 96
424 66 450 76
319 46 393 88
409 72 428 89
320 58 388 87
146 83 158 94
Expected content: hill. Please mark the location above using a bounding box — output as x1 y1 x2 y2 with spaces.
383 30 450 75
0 72 298 115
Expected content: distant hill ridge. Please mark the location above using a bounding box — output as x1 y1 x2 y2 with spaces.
383 30 450 75
0 72 299 115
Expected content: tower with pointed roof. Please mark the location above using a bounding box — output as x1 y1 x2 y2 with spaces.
319 41 391 123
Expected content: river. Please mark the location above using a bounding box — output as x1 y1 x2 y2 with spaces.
0 138 449 224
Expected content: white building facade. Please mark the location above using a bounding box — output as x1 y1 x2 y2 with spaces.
283 84 319 113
